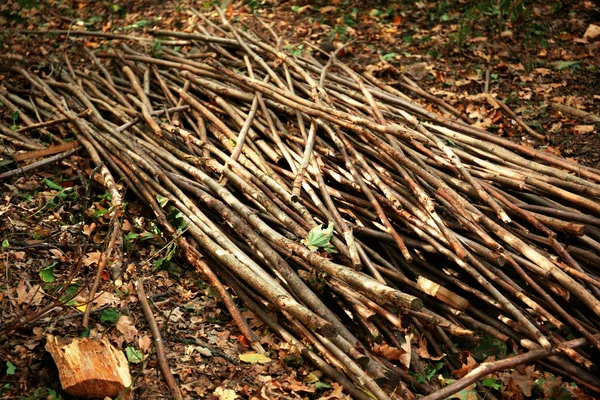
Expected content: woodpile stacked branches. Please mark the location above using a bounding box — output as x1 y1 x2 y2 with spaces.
2 8 600 400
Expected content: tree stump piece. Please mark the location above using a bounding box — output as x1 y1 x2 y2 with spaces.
45 334 132 399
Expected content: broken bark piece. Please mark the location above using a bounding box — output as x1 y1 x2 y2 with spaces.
417 277 469 311
45 334 132 399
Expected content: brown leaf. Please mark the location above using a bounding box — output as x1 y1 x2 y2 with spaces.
138 335 152 353
570 125 595 134
16 282 45 306
83 223 96 237
116 315 138 342
583 24 600 41
320 6 336 13
404 62 431 81
319 382 347 399
533 68 552 76
294 5 312 14
213 387 237 400
502 365 536 397
372 343 406 361
84 251 102 267
453 354 478 378
543 146 562 157
415 336 446 361
49 248 67 262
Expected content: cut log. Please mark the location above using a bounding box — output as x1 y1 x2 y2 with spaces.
45 334 132 399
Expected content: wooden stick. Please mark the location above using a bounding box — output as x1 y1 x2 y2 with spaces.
134 279 184 400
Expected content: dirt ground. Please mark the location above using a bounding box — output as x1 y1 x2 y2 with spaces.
0 0 599 399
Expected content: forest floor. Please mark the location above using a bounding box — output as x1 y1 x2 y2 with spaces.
0 0 599 399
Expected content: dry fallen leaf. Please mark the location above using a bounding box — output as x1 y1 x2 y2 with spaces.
571 125 595 134
16 282 45 306
293 5 312 14
238 352 271 364
320 6 336 13
583 24 600 41
83 223 96 237
404 62 431 81
213 387 237 400
453 354 478 378
84 251 102 267
502 365 536 396
138 335 152 353
533 67 552 76
373 343 406 361
415 336 446 361
116 315 138 342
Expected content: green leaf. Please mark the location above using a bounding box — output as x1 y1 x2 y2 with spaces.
59 283 79 304
100 308 120 324
32 388 63 400
472 334 507 360
156 195 169 208
167 209 187 231
451 385 478 399
315 381 333 390
10 110 19 121
92 208 109 219
382 52 397 61
42 178 63 191
304 373 320 384
6 361 16 375
1 239 9 248
425 361 444 381
552 61 579 71
125 346 144 364
482 377 502 390
301 222 337 253
239 352 271 364
39 263 56 283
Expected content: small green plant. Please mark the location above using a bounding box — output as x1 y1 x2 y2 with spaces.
482 377 502 390
302 222 337 253
153 242 181 277
332 25 348 40
125 346 144 364
150 40 162 58
381 52 397 61
10 110 19 130
434 0 550 52
16 0 41 9
283 44 305 57
342 8 359 26
57 283 80 306
424 361 445 382
100 308 120 324
246 0 259 14
34 179 78 215
315 381 333 391
85 15 103 27
167 208 187 232
27 387 64 400
39 263 56 283
5 361 16 375
471 334 508 361
122 17 161 31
